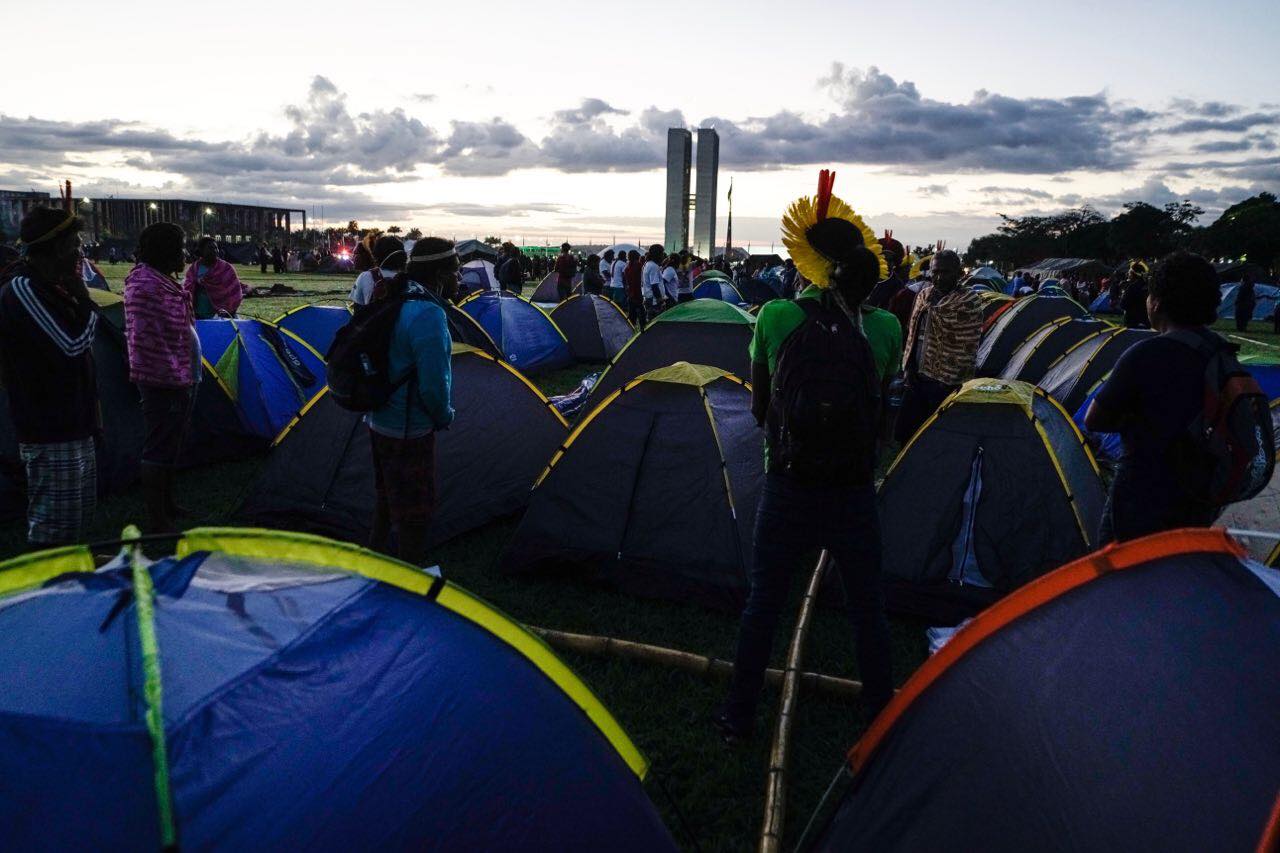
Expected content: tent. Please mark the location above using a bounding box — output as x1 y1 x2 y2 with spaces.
238 344 568 546
1215 260 1274 285
693 269 729 284
735 276 781 305
82 258 109 290
965 265 1007 292
974 289 1013 323
454 238 500 264
0 296 143 520
531 272 583 303
458 291 571 374
458 260 499 297
585 299 756 412
802 528 1280 852
692 279 745 304
1089 290 1116 313
1038 327 1155 415
275 303 352 355
0 528 674 851
1218 282 1280 321
999 317 1110 386
975 294 1087 377
502 363 761 609
880 380 1105 623
187 319 326 464
1014 257 1112 282
550 294 634 362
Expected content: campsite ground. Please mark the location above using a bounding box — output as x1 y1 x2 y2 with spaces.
3 267 1277 850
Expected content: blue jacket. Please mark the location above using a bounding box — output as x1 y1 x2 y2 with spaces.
369 285 454 438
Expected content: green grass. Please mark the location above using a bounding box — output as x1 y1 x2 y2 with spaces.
1211 317 1280 360
6 268 923 848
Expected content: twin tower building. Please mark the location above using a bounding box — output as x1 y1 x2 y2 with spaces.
663 127 719 258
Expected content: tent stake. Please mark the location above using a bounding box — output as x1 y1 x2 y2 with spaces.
529 624 862 701
760 551 829 853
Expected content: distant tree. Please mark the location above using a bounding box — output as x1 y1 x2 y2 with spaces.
346 220 360 235
1205 193 1280 269
1109 202 1175 260
405 227 423 240
386 225 402 235
482 235 502 246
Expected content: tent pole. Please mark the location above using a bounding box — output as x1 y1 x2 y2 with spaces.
760 550 829 853
528 625 862 700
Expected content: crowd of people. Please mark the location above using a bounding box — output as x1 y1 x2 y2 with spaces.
0 190 1268 746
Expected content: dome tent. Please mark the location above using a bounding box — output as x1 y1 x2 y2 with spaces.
1038 326 1155 415
0 528 674 851
879 379 1105 623
585 299 756 413
735 276 782 305
691 278 745 304
275 299 501 361
185 318 327 466
998 317 1109 386
802 529 1280 852
1219 282 1280 321
458 291 572 375
531 271 583 303
237 344 568 547
457 259 499 297
502 363 761 609
550 293 634 362
975 294 1087 377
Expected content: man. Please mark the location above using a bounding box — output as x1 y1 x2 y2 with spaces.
0 207 99 545
554 242 577 302
1235 272 1256 333
660 254 682 303
896 251 984 442
349 235 406 306
1085 252 1233 543
367 237 457 566
108 246 118 265
642 244 665 310
622 249 645 328
1120 264 1149 328
599 249 615 291
864 234 906 308
497 243 523 295
779 258 798 300
611 250 629 306
715 175 894 742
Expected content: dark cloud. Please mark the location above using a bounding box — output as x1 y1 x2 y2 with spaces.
1169 98 1242 118
438 118 540 176
552 98 629 125
977 185 1054 199
1166 112 1280 134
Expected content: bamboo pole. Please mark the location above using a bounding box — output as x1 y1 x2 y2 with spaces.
760 550 829 853
529 625 862 701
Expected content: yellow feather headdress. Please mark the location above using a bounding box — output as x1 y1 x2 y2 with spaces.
910 253 934 280
781 170 887 288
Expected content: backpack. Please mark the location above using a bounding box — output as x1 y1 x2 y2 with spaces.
325 292 423 412
766 293 882 487
1167 329 1275 507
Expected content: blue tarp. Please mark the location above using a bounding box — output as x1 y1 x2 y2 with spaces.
459 293 571 374
1219 283 1280 321
196 318 327 441
275 304 352 356
0 548 675 850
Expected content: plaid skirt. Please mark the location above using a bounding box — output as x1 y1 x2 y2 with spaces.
369 429 437 525
20 437 96 545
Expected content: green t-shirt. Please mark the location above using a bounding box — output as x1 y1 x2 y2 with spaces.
749 285 902 381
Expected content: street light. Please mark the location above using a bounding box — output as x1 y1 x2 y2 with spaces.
148 201 158 226
203 207 213 237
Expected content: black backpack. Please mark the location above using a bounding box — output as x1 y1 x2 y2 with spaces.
766 293 881 486
326 292 423 412
1167 329 1275 507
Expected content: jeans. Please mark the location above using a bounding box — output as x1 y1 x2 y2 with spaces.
723 474 894 728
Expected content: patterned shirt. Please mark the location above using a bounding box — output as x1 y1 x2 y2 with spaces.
904 284 985 386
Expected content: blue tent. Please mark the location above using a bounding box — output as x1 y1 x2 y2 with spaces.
1219 283 1280 321
458 260 499 298
0 529 675 851
692 279 745 304
194 318 327 447
1089 291 1115 313
275 304 352 355
459 292 571 374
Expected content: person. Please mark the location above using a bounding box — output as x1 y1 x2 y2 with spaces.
257 242 269 274
1120 263 1149 328
124 223 200 534
715 173 893 743
497 243 523 295
661 254 681 303
599 249 615 291
271 245 284 274
0 207 99 545
779 258 798 300
1009 270 1025 294
349 235 406 306
1235 272 1256 333
611 250 629 306
864 234 906 308
554 242 577 302
108 246 118 265
1085 252 1228 543
185 237 245 319
623 249 645 328
367 237 457 566
896 251 984 442
582 253 605 295
642 244 665 309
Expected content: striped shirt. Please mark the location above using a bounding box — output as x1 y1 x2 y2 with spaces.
904 284 985 386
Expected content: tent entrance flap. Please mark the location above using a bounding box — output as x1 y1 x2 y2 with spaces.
947 446 993 589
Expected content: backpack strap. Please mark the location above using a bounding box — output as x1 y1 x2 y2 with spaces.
1165 327 1237 358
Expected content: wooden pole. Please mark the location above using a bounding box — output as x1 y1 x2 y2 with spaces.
529 625 862 701
760 551 829 853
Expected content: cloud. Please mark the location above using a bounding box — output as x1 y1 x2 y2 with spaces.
917 184 949 197
978 185 1054 200
1166 112 1280 134
1169 98 1242 118
411 93 436 103
422 201 569 218
552 98 629 125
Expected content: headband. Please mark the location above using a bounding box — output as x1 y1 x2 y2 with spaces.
19 212 77 248
412 248 457 262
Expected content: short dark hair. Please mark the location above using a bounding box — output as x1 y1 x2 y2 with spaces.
627 249 641 261
1150 251 1220 326
20 207 83 256
136 222 185 268
373 235 404 266
196 236 218 253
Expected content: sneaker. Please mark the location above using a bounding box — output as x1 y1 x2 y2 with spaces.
711 709 752 745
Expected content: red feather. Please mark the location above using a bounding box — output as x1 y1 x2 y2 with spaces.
815 169 835 221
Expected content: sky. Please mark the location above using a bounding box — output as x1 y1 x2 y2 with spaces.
2 0 1278 250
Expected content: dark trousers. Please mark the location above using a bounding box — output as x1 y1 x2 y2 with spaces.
1236 310 1252 333
1099 466 1219 545
627 298 647 329
894 374 957 444
723 474 894 728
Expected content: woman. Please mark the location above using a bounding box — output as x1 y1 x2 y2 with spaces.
623 249 645 328
124 222 200 533
185 236 245 319
582 253 605 295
